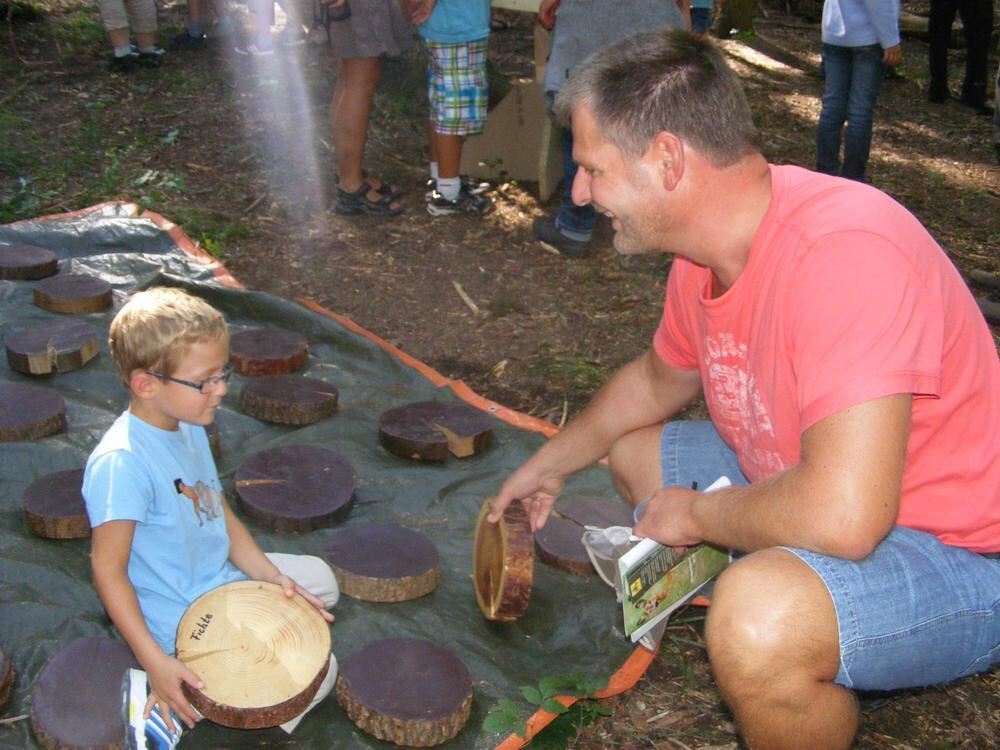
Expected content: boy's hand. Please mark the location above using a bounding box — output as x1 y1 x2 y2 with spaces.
271 573 336 623
145 653 204 731
402 0 436 26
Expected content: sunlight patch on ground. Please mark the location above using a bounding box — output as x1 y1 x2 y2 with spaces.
876 150 999 193
720 39 813 74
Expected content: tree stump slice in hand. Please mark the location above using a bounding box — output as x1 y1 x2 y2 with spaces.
230 328 309 376
23 468 89 540
176 581 331 730
33 273 113 314
0 644 13 713
0 244 58 280
0 384 66 442
535 495 635 576
234 445 355 532
30 636 138 750
336 638 473 747
378 400 494 461
240 374 338 425
323 523 440 602
5 319 100 376
473 498 534 621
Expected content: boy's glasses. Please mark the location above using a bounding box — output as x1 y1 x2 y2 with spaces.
147 363 233 393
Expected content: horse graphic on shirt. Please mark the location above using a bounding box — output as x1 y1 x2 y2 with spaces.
174 478 211 526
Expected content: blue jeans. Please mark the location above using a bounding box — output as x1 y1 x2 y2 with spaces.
660 420 1000 691
816 44 885 181
690 7 712 34
556 126 597 240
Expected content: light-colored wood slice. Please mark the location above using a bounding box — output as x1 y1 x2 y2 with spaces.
378 400 494 461
0 644 13 713
0 383 66 442
240 374 338 425
473 498 534 621
234 445 355 533
323 523 440 602
5 319 100 376
534 495 635 576
23 468 89 540
33 273 112 314
230 328 309 376
176 581 331 729
336 638 473 747
0 244 58 280
30 636 138 750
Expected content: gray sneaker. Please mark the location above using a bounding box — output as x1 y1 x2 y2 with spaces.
426 187 493 217
424 176 491 200
532 216 591 258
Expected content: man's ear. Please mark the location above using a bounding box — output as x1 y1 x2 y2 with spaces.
129 369 158 399
651 132 685 191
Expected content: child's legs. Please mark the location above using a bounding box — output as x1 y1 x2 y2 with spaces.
96 0 130 46
266 552 340 608
279 653 338 733
332 56 383 189
816 44 851 175
841 44 884 180
126 0 158 47
425 37 489 178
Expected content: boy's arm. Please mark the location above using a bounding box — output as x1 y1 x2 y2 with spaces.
90 520 204 731
222 498 334 622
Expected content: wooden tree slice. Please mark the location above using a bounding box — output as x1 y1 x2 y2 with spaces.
33 273 113 314
378 400 494 461
336 638 473 747
0 244 58 280
473 498 534 622
534 496 636 577
0 384 66 442
230 328 309 376
5 319 100 376
323 523 440 602
23 468 90 540
30 636 138 750
240 374 338 426
234 445 355 533
175 581 331 729
0 645 13 713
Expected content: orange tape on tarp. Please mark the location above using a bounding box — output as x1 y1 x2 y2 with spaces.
34 202 681 749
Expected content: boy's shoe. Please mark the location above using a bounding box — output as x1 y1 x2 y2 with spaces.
109 53 138 72
426 187 493 217
424 176 490 200
171 31 207 51
532 216 591 258
137 47 165 68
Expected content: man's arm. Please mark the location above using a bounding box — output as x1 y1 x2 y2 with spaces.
633 393 911 559
491 348 702 530
91 521 204 731
223 498 334 621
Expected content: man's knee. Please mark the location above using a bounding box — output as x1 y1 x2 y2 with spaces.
607 425 662 505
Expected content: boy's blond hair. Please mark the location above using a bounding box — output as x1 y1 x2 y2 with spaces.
109 287 228 386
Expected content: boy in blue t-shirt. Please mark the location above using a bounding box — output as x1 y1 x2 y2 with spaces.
83 287 338 735
407 0 493 216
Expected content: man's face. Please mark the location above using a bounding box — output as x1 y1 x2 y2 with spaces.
570 104 663 256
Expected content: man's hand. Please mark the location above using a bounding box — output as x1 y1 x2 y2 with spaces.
537 0 561 31
402 0 436 25
631 485 702 547
883 44 902 67
271 573 335 623
145 652 204 732
489 462 566 531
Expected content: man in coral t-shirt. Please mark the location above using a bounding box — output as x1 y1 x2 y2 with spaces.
488 29 999 750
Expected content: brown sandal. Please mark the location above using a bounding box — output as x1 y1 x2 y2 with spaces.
334 181 404 217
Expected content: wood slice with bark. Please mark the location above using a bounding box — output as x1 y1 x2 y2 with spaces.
336 638 473 747
234 445 355 532
33 273 113 314
473 498 534 621
5 319 100 376
0 384 66 442
30 636 138 750
240 374 338 425
378 400 494 461
323 523 440 602
0 244 58 280
230 328 309 376
0 644 13 714
534 495 635 576
23 468 89 540
175 581 331 729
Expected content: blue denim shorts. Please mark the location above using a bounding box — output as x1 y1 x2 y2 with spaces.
660 420 1000 691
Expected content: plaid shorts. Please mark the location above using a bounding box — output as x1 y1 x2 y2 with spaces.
425 37 488 136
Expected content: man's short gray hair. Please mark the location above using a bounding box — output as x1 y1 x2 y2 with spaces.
555 29 758 167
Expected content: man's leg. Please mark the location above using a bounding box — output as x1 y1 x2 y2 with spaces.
706 549 855 750
927 0 957 101
956 0 994 110
841 44 884 181
816 44 851 176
